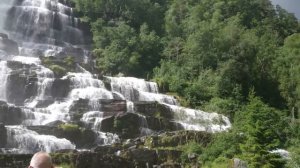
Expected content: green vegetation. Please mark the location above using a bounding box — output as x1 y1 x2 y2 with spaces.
70 0 300 166
59 123 81 132
41 56 76 77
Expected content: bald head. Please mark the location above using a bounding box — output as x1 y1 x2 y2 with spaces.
29 152 53 168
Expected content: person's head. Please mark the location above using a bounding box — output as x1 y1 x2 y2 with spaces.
28 151 54 168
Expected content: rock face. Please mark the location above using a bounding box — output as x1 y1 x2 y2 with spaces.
134 101 174 119
70 99 127 122
100 113 141 139
27 125 97 148
51 78 70 98
6 61 37 105
0 101 23 125
0 123 7 147
0 130 212 168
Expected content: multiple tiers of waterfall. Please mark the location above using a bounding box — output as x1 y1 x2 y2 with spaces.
0 0 231 154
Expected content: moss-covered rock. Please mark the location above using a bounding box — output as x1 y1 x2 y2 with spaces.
144 131 212 149
0 154 32 168
101 112 141 139
27 124 97 148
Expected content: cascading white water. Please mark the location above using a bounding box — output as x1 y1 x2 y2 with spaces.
81 111 104 130
0 61 10 101
26 63 55 108
6 126 75 154
164 104 231 133
0 0 14 33
109 76 178 105
6 0 84 45
109 77 158 100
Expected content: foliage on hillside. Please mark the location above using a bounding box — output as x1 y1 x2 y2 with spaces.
71 0 300 166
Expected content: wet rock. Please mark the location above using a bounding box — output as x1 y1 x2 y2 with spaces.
134 101 174 119
0 36 19 55
0 123 7 147
6 73 27 105
99 99 126 117
6 61 37 105
45 120 65 127
35 99 55 108
70 99 127 123
51 78 70 98
0 101 23 125
27 125 97 148
69 98 90 122
146 116 183 131
100 113 141 139
24 77 38 100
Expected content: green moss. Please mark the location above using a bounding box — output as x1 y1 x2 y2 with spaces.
59 123 81 132
51 152 74 168
40 56 76 77
55 163 73 168
49 64 67 77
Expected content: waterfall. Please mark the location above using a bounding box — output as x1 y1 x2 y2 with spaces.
5 0 84 45
0 61 10 101
26 64 55 108
164 104 231 133
81 111 104 130
108 76 177 105
0 0 14 33
0 0 232 155
6 126 75 154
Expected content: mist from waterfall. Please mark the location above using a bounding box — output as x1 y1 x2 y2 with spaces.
0 0 14 33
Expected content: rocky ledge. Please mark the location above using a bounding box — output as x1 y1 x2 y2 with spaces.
0 130 213 168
